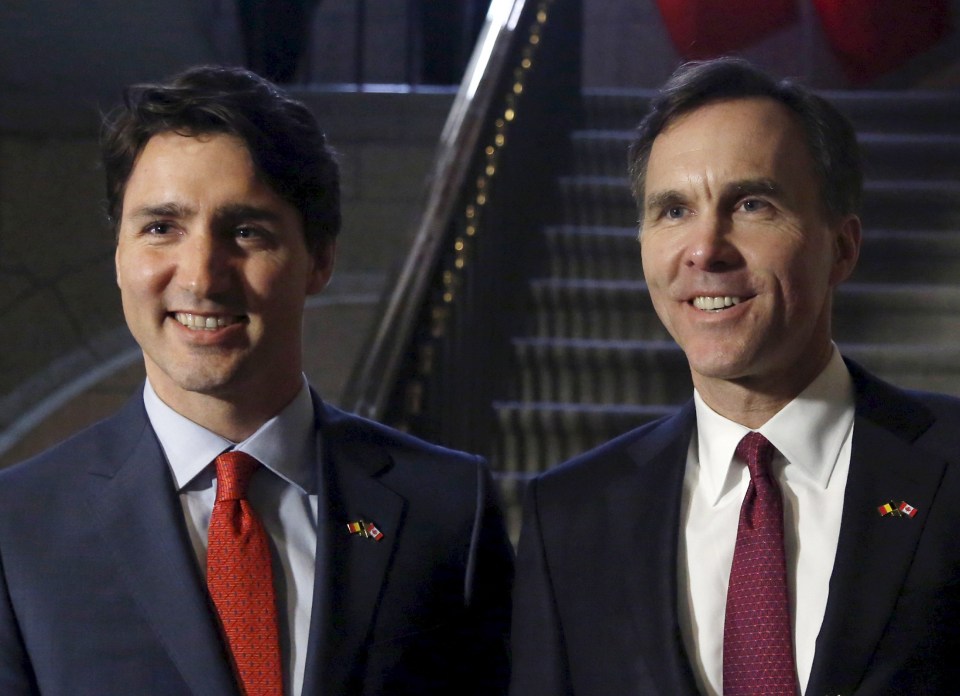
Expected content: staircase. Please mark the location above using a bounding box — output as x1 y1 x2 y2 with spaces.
493 88 960 524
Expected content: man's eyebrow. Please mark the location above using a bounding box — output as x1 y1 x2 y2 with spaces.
214 203 285 224
127 202 195 220
728 178 780 198
644 189 686 213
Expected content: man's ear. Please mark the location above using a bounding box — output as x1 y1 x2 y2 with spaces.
830 214 861 286
115 244 123 289
306 239 336 295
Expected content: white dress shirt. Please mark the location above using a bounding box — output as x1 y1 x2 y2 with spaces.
678 347 855 695
144 378 319 696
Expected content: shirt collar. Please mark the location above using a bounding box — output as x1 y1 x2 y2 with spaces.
143 377 317 495
693 346 855 505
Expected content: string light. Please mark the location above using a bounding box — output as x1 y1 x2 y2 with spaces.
417 0 555 389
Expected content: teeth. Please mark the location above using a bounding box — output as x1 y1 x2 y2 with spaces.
692 296 741 311
174 312 238 330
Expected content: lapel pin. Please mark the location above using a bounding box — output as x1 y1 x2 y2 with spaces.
877 500 918 518
346 519 385 541
363 522 384 541
897 501 918 518
877 501 899 517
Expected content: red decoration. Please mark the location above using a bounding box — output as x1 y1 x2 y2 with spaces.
655 0 799 59
812 0 951 83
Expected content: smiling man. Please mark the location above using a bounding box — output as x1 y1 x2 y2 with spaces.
0 66 513 696
510 58 960 695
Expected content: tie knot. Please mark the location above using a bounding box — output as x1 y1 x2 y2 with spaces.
214 451 260 502
735 431 776 481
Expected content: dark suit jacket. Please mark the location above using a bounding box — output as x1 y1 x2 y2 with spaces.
510 360 960 695
0 388 514 695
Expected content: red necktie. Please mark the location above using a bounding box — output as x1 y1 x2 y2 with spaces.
207 451 283 696
723 432 797 695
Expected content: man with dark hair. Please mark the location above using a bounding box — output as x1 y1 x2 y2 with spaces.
0 65 513 696
511 57 960 695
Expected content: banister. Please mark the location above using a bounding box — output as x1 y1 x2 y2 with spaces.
343 0 538 419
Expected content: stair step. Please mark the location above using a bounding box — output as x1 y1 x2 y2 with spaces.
510 333 960 404
543 225 641 280
512 337 691 404
530 278 661 340
544 225 960 283
582 88 960 134
864 181 960 230
852 230 960 284
823 91 960 135
557 175 638 227
570 130 635 179
529 279 960 344
558 176 960 230
493 400 678 475
859 133 960 180
581 89 653 131
571 130 960 181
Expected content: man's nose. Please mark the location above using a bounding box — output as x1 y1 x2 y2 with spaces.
684 214 740 271
177 232 232 296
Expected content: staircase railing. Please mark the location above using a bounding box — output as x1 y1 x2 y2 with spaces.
343 0 581 457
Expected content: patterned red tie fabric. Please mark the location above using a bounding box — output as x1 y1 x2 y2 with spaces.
207 451 283 696
723 432 797 695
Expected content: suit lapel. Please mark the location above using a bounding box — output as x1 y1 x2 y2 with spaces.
301 402 405 695
613 403 700 694
807 365 946 695
85 397 236 696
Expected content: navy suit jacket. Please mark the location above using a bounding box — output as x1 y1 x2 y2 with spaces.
511 360 960 695
0 388 514 695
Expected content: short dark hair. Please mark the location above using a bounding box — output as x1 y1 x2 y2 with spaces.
101 65 340 252
628 57 861 221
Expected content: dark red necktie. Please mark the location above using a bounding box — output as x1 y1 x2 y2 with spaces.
723 432 797 695
207 451 283 696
